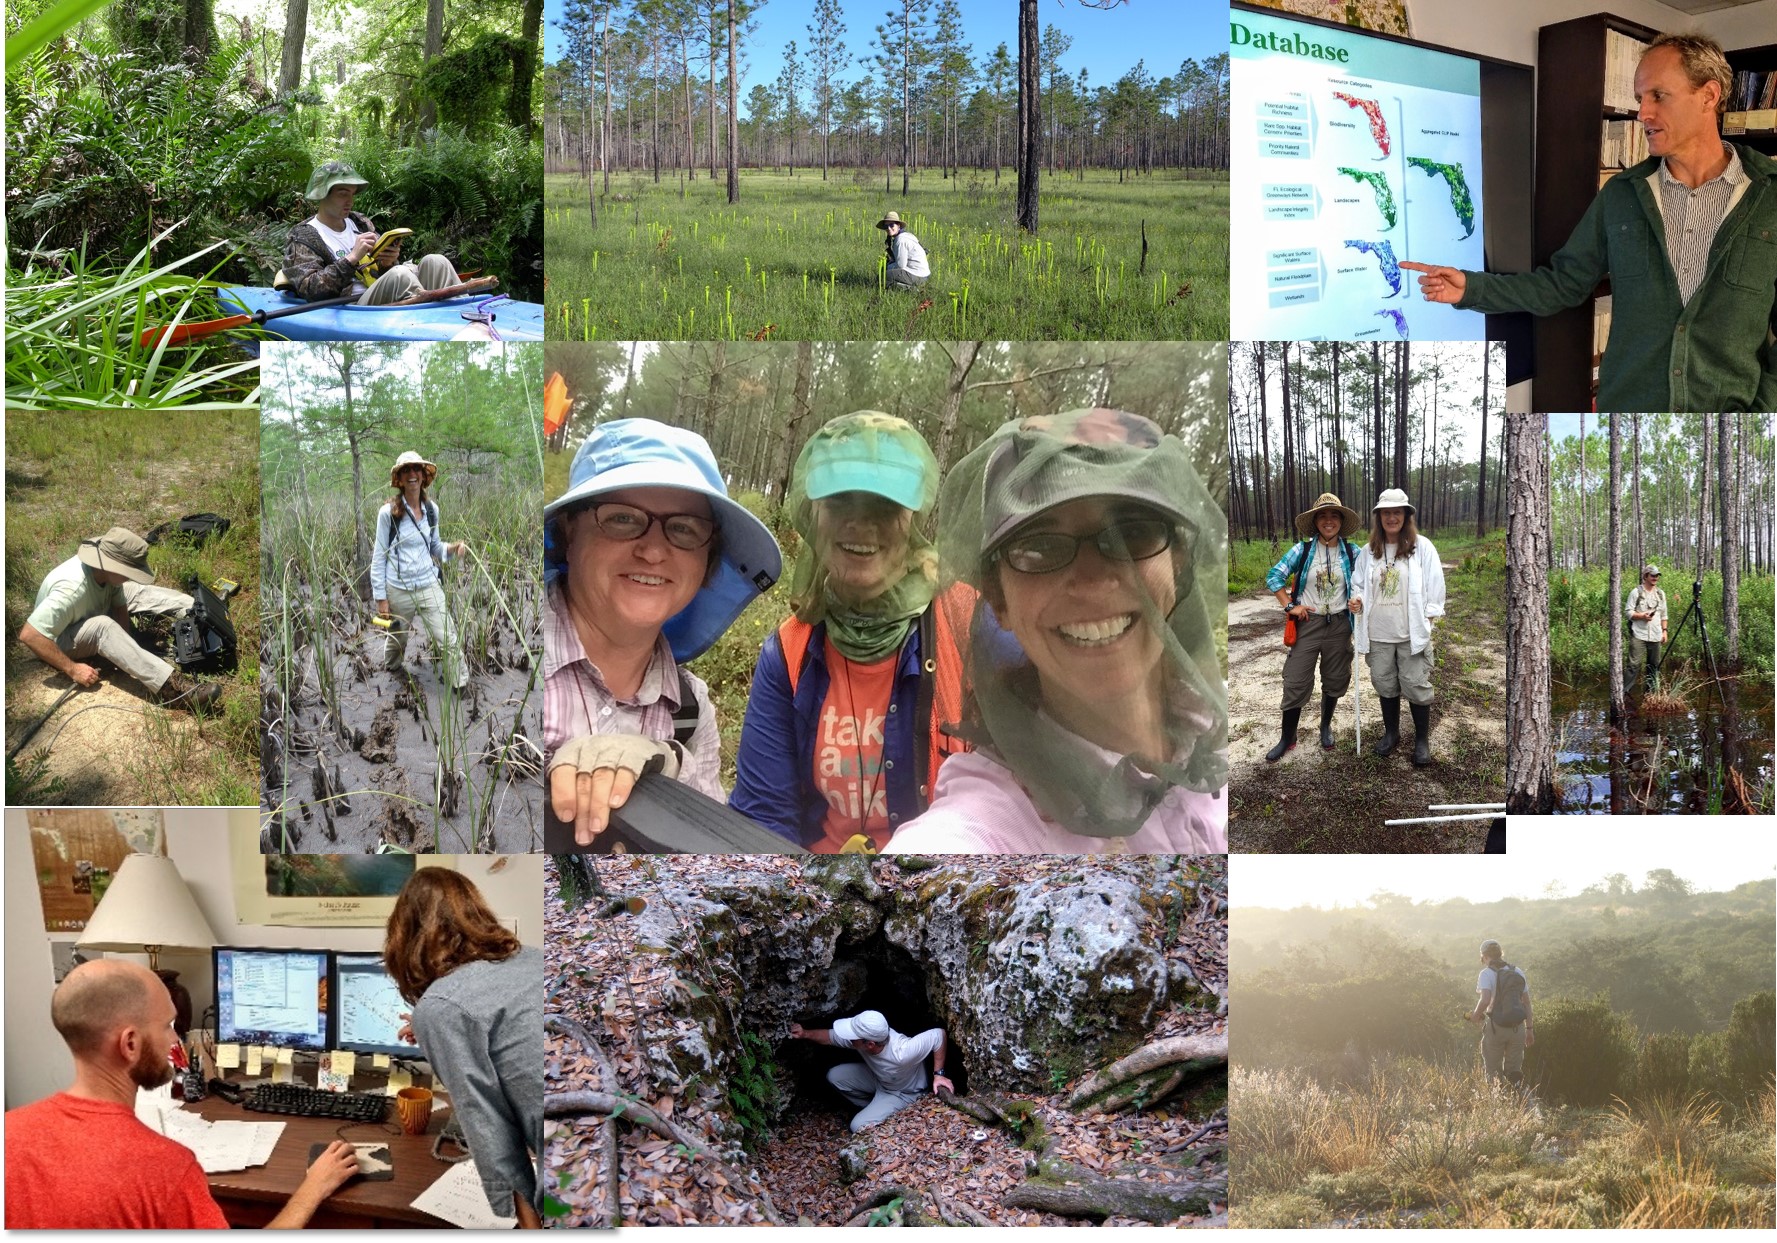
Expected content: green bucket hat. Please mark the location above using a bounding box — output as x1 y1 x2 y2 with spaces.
305 161 369 202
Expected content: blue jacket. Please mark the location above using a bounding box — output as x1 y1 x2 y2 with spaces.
1266 537 1358 630
729 623 930 846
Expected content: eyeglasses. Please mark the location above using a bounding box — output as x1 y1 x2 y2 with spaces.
589 502 715 550
996 517 1179 574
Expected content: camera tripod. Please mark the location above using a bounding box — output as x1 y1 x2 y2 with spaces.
1648 578 1722 709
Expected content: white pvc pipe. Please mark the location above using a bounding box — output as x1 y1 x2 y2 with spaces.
1382 812 1504 825
1426 803 1507 811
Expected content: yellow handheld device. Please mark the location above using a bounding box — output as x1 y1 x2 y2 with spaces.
356 227 414 282
210 578 240 599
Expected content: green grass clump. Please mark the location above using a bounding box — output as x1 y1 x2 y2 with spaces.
1550 568 1773 680
545 168 1228 341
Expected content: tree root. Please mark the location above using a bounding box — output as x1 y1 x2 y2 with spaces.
1001 1156 1226 1224
545 1089 785 1225
936 1088 1048 1151
546 1015 620 1225
1063 1033 1228 1113
841 1183 931 1227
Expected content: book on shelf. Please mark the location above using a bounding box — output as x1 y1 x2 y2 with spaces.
1725 108 1776 136
1603 28 1648 113
1598 119 1648 168
1729 68 1774 113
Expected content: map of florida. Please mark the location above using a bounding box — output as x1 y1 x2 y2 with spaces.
1407 158 1477 239
1375 308 1408 338
1333 92 1390 156
1337 168 1397 229
1345 239 1404 297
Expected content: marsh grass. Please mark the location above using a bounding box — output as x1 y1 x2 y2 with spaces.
1232 1062 1775 1229
4 409 262 805
546 169 1229 341
5 225 262 410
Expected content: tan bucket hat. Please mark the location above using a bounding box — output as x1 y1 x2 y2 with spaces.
389 451 438 488
77 527 155 585
1294 492 1361 539
875 210 908 231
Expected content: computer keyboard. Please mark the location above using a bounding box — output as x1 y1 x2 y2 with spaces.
242 1082 389 1124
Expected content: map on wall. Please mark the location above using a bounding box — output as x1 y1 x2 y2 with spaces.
230 831 447 926
28 809 164 932
1247 0 1411 38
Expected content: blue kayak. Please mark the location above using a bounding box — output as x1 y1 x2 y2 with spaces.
220 287 544 342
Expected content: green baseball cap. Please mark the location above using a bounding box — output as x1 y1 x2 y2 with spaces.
797 412 938 513
305 161 369 202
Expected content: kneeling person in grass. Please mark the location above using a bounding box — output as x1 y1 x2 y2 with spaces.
284 162 459 306
789 1010 951 1133
876 212 930 291
16 527 219 711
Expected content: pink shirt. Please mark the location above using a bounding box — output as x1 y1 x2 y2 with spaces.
542 582 723 800
883 748 1227 855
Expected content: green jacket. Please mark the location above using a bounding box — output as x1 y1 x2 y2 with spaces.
1458 142 1777 413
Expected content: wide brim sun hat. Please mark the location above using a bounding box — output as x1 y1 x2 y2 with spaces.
1294 493 1363 540
389 451 438 488
1372 487 1416 516
545 419 783 663
305 160 369 202
875 211 906 231
77 527 155 585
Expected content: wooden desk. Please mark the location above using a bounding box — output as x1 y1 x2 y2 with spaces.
192 1090 463 1228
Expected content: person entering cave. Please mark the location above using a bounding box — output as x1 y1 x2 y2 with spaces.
787 1009 950 1133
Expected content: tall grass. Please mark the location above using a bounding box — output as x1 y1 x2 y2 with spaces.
1550 567 1774 680
545 169 1229 341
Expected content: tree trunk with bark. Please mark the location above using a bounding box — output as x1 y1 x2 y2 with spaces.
1608 416 1624 724
1719 412 1739 665
771 340 817 503
1015 0 1040 232
1506 413 1554 813
726 0 740 203
278 0 308 97
933 341 983 473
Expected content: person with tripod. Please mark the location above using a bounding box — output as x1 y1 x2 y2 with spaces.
1624 564 1669 693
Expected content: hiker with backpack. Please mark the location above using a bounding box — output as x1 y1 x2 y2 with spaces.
1348 489 1445 766
882 408 1227 853
373 452 471 692
543 420 783 846
16 527 220 712
730 413 970 852
1262 493 1362 762
1466 939 1534 1086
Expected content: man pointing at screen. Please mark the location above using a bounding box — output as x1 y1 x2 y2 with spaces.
1402 33 1776 414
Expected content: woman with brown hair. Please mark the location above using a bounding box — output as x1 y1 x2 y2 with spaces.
385 868 542 1227
1348 488 1445 766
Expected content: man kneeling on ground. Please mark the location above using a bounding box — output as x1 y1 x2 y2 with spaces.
5 961 358 1229
15 527 219 710
789 1009 951 1132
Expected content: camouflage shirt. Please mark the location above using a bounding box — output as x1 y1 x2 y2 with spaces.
282 209 375 301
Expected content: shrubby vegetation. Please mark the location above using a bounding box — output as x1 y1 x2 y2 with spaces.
1232 879 1775 1227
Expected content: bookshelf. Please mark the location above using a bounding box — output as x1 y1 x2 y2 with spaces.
1532 12 1659 414
1725 42 1777 158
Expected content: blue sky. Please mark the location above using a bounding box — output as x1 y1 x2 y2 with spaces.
544 0 1227 98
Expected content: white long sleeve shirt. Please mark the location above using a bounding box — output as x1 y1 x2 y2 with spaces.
1350 536 1445 656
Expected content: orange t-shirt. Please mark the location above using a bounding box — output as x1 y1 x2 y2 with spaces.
811 650 898 852
4 1093 230 1229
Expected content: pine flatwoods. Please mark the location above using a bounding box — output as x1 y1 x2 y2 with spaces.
544 170 1229 341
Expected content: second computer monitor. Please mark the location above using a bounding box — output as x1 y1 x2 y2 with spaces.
214 946 331 1052
332 952 419 1059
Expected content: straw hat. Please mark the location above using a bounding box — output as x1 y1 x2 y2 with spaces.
1294 492 1361 539
875 210 908 231
389 451 437 488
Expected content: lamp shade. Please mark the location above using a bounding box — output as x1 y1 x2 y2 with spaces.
75 853 218 953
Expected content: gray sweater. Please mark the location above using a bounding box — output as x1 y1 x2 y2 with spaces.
410 947 544 1215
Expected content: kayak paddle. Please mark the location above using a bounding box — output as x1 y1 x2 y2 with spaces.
139 276 502 348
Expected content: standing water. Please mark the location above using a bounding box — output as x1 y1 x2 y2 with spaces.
1552 677 1774 814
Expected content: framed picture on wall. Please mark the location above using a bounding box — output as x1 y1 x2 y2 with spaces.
231 830 452 927
27 809 165 932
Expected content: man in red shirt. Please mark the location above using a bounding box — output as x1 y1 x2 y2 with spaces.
5 960 359 1229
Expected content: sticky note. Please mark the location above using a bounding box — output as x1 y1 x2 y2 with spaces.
245 1046 264 1075
271 1062 294 1084
276 1046 295 1066
333 1051 356 1078
388 1069 413 1094
217 1044 241 1069
373 1054 391 1070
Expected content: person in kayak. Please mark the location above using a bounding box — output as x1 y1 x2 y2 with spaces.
283 161 459 305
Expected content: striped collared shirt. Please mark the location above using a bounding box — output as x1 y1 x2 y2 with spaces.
541 581 723 800
1655 143 1748 306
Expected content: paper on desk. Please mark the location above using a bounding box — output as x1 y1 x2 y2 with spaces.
133 1082 176 1133
410 1160 516 1230
160 1112 286 1174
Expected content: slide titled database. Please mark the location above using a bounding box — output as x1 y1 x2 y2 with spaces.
1231 12 1486 341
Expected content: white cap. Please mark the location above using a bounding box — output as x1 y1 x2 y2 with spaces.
833 1010 890 1043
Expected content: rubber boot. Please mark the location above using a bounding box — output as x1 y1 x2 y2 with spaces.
159 671 221 712
1265 707 1301 762
1410 702 1433 767
1373 696 1401 757
1319 696 1340 750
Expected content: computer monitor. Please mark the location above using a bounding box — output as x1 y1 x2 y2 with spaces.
213 946 330 1052
331 952 419 1059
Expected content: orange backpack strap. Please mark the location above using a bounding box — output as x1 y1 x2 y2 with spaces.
777 616 814 696
919 582 975 803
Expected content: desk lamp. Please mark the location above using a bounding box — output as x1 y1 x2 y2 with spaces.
76 846 218 1037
